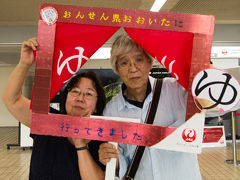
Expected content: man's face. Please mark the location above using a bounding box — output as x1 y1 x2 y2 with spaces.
117 49 152 90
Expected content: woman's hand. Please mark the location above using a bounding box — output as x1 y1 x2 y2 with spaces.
68 108 94 148
71 138 91 148
98 142 119 165
20 37 38 66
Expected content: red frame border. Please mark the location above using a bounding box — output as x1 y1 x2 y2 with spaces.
31 3 214 145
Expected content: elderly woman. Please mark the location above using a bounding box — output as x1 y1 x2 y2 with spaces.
98 35 202 180
2 38 106 180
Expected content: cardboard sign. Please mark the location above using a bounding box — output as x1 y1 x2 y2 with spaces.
31 3 215 149
192 68 240 112
31 4 217 180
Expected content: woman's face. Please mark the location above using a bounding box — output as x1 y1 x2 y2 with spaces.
117 49 152 91
65 77 98 117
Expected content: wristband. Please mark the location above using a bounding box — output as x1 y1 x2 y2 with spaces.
76 144 89 151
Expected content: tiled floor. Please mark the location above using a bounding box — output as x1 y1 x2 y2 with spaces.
0 127 31 180
199 141 240 180
0 127 240 180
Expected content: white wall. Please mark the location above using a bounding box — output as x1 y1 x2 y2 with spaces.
0 26 37 43
213 24 240 42
0 65 34 127
0 65 18 126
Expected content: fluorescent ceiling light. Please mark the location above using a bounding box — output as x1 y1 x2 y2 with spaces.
150 0 167 12
90 47 111 59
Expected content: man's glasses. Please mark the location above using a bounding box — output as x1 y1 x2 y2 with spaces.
68 88 98 100
117 56 146 70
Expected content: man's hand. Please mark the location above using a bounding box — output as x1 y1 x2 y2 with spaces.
98 142 119 165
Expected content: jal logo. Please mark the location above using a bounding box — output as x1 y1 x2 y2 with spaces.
222 49 228 55
182 128 196 142
220 140 224 144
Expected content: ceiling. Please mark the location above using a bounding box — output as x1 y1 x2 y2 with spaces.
0 0 240 66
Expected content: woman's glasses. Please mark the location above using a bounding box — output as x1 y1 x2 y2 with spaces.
68 88 98 100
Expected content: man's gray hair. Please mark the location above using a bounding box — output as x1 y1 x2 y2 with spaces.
110 34 153 74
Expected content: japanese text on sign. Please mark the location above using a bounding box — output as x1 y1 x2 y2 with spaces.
62 10 183 28
60 122 142 142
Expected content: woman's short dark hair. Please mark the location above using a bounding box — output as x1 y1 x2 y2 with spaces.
61 71 106 116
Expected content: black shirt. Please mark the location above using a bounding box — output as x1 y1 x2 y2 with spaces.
29 108 105 180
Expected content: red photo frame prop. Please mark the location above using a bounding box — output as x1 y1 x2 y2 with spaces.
31 4 214 147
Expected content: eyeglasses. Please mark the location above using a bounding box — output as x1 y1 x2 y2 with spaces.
117 56 146 70
68 88 98 100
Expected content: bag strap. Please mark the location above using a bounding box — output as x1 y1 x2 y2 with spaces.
124 79 163 180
